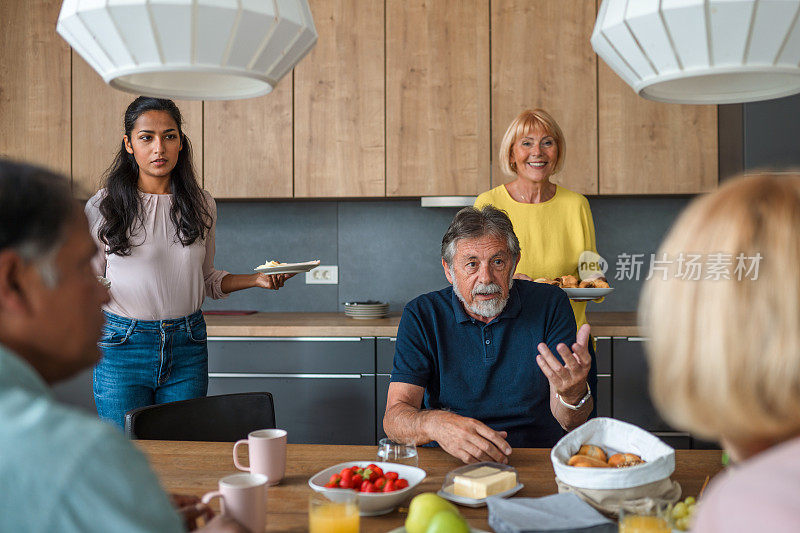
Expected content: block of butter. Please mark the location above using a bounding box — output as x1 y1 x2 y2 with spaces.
453 466 517 499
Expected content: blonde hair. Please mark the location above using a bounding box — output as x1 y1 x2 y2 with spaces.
640 172 800 444
498 109 566 178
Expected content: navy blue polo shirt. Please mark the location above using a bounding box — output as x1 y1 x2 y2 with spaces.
391 280 596 448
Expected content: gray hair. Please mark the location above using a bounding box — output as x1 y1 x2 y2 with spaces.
0 160 76 287
441 205 521 265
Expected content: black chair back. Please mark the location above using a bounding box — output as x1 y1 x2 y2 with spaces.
124 392 276 442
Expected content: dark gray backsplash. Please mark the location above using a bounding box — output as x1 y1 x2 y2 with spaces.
204 197 693 314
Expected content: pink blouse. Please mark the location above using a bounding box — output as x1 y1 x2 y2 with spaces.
85 189 229 320
693 435 800 532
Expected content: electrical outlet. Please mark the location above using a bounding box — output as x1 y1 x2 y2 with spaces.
305 265 338 284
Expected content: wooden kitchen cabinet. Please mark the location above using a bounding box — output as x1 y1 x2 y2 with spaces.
598 62 718 194
293 0 384 198
71 54 203 199
0 0 71 177
491 0 598 195
204 81 293 199
386 0 490 197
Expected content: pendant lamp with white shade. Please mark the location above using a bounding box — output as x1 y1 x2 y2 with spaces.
56 0 317 101
592 0 800 104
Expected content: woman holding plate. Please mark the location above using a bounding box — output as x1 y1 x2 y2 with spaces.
474 109 603 412
86 96 293 429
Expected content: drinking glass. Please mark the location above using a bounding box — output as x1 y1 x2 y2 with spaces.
376 438 418 467
618 504 673 533
309 492 359 533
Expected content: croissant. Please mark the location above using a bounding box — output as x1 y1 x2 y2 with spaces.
577 444 607 462
592 278 610 288
568 454 610 468
560 275 579 288
608 453 645 467
578 279 595 288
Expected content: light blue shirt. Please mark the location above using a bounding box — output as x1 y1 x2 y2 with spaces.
0 344 185 533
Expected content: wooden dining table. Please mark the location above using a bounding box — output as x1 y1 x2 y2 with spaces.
137 441 725 532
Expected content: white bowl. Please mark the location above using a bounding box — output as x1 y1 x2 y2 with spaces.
308 461 426 516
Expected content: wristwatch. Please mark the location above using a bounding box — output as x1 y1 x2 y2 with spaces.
556 383 592 411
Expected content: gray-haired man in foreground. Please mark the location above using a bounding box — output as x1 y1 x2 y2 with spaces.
0 160 245 532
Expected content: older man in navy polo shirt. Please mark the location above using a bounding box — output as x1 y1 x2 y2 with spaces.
383 206 596 464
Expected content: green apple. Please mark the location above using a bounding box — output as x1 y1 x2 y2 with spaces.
405 493 460 533
425 510 470 533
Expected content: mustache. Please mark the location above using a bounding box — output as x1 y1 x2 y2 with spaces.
472 282 502 296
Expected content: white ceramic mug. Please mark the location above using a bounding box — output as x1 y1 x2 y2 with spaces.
233 429 287 486
202 473 268 532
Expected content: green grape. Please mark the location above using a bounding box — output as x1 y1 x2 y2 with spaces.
672 502 688 519
684 496 696 506
675 516 690 531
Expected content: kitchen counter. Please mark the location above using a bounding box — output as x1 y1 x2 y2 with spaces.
204 311 640 337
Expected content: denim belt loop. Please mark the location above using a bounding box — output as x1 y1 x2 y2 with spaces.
126 319 137 338
183 314 191 332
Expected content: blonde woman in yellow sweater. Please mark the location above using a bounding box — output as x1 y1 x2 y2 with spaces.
475 109 601 400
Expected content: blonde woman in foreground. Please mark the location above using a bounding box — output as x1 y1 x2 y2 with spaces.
640 172 800 532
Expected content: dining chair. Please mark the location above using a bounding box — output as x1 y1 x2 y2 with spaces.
124 392 276 441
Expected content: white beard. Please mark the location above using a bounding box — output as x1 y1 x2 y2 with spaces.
451 269 513 319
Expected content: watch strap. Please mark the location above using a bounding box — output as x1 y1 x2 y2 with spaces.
556 382 592 411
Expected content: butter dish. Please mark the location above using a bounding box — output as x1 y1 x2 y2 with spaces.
438 462 524 508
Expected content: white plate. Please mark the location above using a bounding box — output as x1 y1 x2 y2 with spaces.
389 526 489 533
308 461 426 516
562 287 614 301
254 260 320 275
437 483 524 508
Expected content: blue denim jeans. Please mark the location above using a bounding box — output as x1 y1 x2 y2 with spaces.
94 310 209 429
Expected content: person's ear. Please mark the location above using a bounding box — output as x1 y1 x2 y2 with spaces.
442 258 453 284
123 135 134 155
0 250 34 315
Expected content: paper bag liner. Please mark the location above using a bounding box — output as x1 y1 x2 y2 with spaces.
551 418 676 490
556 476 682 518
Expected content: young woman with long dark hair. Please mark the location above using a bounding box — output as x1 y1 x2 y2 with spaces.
86 96 292 428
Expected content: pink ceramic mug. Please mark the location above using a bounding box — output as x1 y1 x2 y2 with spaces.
233 429 287 486
201 473 267 532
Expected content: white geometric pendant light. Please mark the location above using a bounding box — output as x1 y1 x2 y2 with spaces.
57 0 317 100
592 0 800 104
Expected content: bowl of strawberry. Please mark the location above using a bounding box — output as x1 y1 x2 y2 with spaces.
308 461 426 516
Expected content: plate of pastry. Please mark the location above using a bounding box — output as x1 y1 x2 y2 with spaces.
534 275 613 301
254 259 320 275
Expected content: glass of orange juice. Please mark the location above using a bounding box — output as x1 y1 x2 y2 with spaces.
309 492 359 533
618 505 672 533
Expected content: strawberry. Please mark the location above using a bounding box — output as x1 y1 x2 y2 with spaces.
373 476 387 490
324 481 338 488
385 471 399 481
351 474 363 486
383 479 396 492
368 464 384 477
395 478 409 489
329 473 342 485
360 480 374 492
